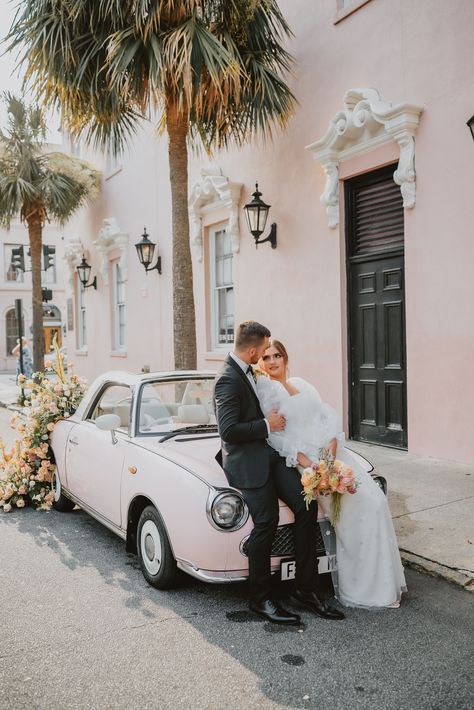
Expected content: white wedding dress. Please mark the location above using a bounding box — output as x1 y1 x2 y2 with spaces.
257 375 407 608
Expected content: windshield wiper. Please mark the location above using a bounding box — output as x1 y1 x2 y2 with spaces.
159 424 218 443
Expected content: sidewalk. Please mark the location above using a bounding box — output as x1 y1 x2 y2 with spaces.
0 371 472 590
350 441 474 591
0 373 20 408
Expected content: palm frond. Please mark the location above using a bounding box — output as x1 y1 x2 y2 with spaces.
6 0 296 155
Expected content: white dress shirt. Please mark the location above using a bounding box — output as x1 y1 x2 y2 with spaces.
229 352 271 437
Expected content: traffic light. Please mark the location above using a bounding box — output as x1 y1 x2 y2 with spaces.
42 288 53 303
10 246 25 272
43 244 55 271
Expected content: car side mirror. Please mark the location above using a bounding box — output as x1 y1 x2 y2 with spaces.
95 414 121 444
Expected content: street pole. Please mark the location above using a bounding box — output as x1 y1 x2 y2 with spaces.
14 299 25 405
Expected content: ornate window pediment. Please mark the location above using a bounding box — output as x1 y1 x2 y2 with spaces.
93 218 129 285
63 236 85 287
307 88 424 228
188 167 243 261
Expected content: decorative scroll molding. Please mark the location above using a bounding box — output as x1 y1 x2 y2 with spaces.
93 217 129 285
306 88 424 228
63 236 84 287
188 167 243 261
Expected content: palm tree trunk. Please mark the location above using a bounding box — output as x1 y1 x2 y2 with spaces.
27 212 45 373
166 105 197 370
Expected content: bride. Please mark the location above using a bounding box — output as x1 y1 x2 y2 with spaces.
256 339 406 609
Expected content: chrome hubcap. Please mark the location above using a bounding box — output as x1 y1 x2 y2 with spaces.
140 520 161 575
53 471 60 502
144 533 155 561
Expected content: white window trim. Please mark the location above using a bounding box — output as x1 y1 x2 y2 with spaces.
105 149 123 180
334 0 373 24
209 222 234 351
112 259 126 352
188 166 242 262
75 276 87 352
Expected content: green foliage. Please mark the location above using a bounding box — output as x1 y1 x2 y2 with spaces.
7 0 297 155
0 93 101 229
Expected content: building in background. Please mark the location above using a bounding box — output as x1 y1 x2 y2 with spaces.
49 0 474 464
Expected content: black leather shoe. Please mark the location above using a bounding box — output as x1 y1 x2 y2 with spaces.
290 589 345 620
249 598 301 625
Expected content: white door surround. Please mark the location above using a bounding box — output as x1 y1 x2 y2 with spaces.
306 88 424 229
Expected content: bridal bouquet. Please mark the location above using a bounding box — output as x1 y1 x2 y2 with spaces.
300 449 358 523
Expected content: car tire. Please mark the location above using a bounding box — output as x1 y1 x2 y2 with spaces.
52 469 75 512
137 505 178 589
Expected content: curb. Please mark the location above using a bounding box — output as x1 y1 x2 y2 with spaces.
400 549 474 592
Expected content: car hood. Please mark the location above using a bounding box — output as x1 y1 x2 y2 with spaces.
140 434 229 489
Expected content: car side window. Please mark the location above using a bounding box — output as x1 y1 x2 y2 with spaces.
88 384 132 430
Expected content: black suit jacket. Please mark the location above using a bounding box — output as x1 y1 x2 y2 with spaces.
214 355 271 489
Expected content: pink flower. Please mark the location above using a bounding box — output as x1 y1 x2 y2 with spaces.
16 498 25 508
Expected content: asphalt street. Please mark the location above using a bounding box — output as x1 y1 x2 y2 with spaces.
0 504 473 710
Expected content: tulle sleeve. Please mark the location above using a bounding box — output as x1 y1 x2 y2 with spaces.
256 377 299 466
288 378 345 453
318 402 345 448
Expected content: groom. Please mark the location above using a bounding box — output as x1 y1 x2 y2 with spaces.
214 321 344 624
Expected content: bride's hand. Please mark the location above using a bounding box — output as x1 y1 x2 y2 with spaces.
296 452 312 469
327 438 337 458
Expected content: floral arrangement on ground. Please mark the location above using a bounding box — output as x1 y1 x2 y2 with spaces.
0 344 87 512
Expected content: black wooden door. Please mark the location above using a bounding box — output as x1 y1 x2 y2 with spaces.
346 166 407 448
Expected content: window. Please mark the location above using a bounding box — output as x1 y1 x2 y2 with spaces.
4 244 25 283
112 260 126 350
5 308 24 356
88 384 132 430
76 277 87 349
335 0 373 23
105 149 122 178
70 134 83 157
210 225 234 349
138 378 215 435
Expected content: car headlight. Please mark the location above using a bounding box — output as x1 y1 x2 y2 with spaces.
209 491 248 531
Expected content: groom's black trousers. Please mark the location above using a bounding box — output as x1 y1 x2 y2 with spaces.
240 449 320 602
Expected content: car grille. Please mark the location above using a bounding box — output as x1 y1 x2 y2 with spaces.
241 523 327 558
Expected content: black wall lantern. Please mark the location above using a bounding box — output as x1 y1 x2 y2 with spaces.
135 227 162 274
244 183 277 249
76 255 97 290
467 115 474 142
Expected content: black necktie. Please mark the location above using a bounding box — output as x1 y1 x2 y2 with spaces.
247 365 257 384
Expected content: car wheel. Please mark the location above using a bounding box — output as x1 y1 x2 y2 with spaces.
52 469 75 512
137 505 178 589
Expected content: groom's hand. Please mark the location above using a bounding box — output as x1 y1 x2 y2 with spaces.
267 411 286 432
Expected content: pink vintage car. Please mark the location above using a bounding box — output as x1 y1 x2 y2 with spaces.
51 371 383 590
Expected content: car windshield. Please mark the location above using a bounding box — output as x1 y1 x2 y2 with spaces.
137 378 217 436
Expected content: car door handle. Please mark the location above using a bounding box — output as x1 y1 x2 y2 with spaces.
69 437 79 445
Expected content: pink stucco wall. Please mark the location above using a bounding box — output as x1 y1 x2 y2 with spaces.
63 0 474 463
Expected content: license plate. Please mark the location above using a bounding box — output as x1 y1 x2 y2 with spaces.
280 555 337 581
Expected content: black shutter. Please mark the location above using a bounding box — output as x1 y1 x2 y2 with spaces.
348 166 404 257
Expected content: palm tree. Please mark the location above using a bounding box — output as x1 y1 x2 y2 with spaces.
7 1 297 370
0 94 101 372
